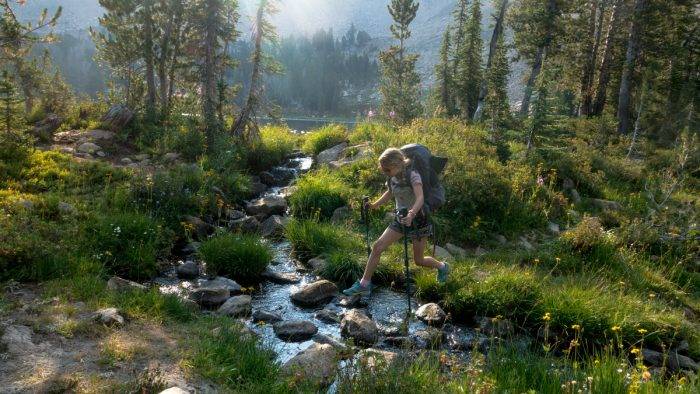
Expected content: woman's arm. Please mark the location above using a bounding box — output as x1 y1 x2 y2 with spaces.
401 182 424 226
371 190 392 209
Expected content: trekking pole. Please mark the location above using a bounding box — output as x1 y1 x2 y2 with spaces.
398 208 411 335
361 196 371 257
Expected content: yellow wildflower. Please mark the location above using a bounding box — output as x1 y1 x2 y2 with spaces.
642 370 651 381
571 324 581 331
638 328 648 334
631 348 640 355
611 326 621 332
543 312 552 322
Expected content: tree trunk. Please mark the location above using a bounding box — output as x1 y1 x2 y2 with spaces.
520 46 545 117
592 0 623 116
617 0 646 134
167 24 188 112
202 0 220 142
143 0 158 121
474 0 509 121
578 0 599 117
158 4 177 119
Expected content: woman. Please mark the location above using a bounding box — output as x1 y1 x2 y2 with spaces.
343 147 449 297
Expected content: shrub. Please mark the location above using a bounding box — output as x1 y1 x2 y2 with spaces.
161 122 206 162
199 233 272 282
289 169 348 219
320 251 364 288
246 125 298 171
284 219 363 261
88 212 171 281
302 124 347 155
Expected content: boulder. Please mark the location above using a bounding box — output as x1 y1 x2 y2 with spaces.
250 181 268 196
176 261 199 279
33 114 62 141
259 171 276 186
217 295 252 318
518 237 534 251
134 153 150 161
312 333 350 354
158 388 189 394
415 303 447 326
183 215 214 240
163 152 180 162
245 196 287 217
291 280 338 307
317 142 348 165
493 234 508 245
355 348 398 369
107 276 147 292
273 320 318 342
77 142 102 154
96 151 106 157
433 245 454 261
261 269 301 284
252 309 282 324
1 325 35 355
315 308 341 324
225 209 246 221
57 202 76 214
229 216 261 234
306 257 327 272
269 167 295 186
189 287 230 308
282 343 337 385
260 215 287 238
198 277 242 296
591 198 622 211
93 308 125 326
340 309 378 346
101 104 134 131
412 327 444 349
331 206 351 223
668 351 698 372
86 129 115 140
445 243 467 259
548 222 561 235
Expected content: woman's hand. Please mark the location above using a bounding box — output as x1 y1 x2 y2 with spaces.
400 210 416 226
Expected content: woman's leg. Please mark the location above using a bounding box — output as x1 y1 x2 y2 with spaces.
412 237 444 269
360 226 403 283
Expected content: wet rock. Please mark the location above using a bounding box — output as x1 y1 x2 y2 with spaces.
198 277 242 296
306 256 327 272
291 280 338 307
282 343 337 385
312 333 350 355
107 276 147 292
261 269 300 284
317 142 348 165
331 206 351 223
250 181 268 196
273 320 318 342
93 308 125 326
217 295 252 318
445 243 467 259
355 348 398 369
176 261 199 279
415 303 446 326
252 309 282 323
338 294 366 308
259 171 276 186
383 336 413 348
261 215 287 238
183 215 214 240
478 316 514 338
315 308 340 324
245 195 287 217
229 215 260 234
1 325 35 354
269 167 295 186
77 142 102 154
591 198 622 211
412 327 444 349
159 388 189 394
189 287 230 308
340 309 378 346
433 245 454 261
548 222 561 235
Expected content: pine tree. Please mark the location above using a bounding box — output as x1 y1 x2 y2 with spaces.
379 0 422 123
434 29 456 117
451 0 470 76
485 34 510 135
456 0 483 120
231 0 283 141
474 0 509 121
526 70 549 155
0 70 22 138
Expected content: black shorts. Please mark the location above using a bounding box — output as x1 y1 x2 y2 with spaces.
389 211 433 241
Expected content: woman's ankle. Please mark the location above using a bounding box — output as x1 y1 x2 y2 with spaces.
359 278 371 287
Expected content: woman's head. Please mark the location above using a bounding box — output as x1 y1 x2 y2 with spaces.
379 148 408 176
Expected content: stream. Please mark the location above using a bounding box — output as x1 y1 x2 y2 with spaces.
152 153 480 368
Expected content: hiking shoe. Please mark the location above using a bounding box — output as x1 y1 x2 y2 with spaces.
437 262 450 283
343 280 372 297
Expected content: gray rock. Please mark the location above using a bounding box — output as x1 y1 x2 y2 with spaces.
252 309 282 323
668 351 698 372
259 171 276 186
433 245 454 261
675 340 689 355
315 308 340 324
86 129 116 140
225 209 246 221
412 327 444 349
331 206 351 223
642 349 664 367
107 276 147 292
415 303 447 326
445 243 467 259
340 309 378 346
176 261 199 279
261 215 287 238
306 256 327 272
182 242 200 255
261 269 300 284
16 199 34 209
1 325 35 354
570 189 582 204
338 294 366 308
96 151 106 157
32 114 62 141
312 333 349 354
198 277 242 296
548 222 561 235
291 280 338 307
269 167 295 186
493 234 507 245
591 198 622 211
134 153 150 161
101 104 134 131
217 295 252 318
478 316 514 338
163 152 180 162
355 348 398 369
60 147 75 154
273 320 318 342
518 237 534 251
93 308 125 326
77 142 102 154
245 196 287 217
183 215 214 240
282 343 337 385
189 287 230 308
317 142 348 165
229 216 261 234
250 181 268 196
158 388 189 394
57 202 76 214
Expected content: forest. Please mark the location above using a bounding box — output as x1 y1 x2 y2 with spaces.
0 0 698 392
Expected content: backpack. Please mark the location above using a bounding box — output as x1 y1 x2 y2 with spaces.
392 143 448 213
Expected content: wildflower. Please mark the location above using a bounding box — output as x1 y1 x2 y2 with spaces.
638 328 647 334
537 175 545 186
367 109 375 118
543 312 551 322
555 257 561 264
648 293 656 299
534 258 540 265
570 339 579 347
617 368 623 373
571 324 581 331
642 370 651 381
611 325 621 332
389 110 396 119
631 348 640 355
586 376 593 383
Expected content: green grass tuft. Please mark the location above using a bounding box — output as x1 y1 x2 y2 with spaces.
199 233 272 282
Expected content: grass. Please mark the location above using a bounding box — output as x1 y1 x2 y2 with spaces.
246 125 299 171
302 124 348 155
284 218 364 261
288 168 348 219
199 233 273 283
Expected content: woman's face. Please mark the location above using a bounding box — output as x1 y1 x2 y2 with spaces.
380 162 402 177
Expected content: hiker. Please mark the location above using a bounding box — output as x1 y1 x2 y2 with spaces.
343 147 449 297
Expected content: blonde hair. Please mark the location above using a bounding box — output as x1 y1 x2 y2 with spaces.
379 148 409 170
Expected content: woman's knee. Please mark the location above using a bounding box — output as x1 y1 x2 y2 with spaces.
413 254 425 266
371 241 388 254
